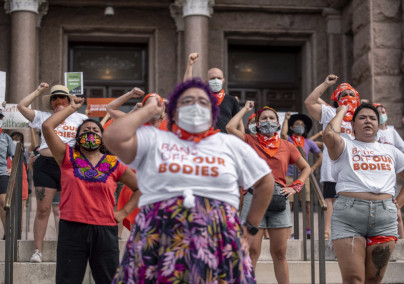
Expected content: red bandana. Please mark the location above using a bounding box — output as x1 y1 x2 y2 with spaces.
51 98 69 112
291 134 305 148
213 89 225 105
331 83 360 122
256 132 280 157
290 180 304 193
339 96 359 122
171 123 219 143
331 83 360 103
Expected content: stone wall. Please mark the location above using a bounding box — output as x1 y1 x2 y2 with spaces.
38 4 178 97
353 0 403 133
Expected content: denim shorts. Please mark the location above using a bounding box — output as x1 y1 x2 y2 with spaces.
240 183 292 229
331 195 398 241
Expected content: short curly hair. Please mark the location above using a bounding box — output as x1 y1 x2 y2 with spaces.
166 78 220 130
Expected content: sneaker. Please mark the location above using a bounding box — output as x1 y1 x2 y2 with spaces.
30 249 42 263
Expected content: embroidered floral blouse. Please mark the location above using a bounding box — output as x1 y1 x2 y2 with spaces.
59 144 127 226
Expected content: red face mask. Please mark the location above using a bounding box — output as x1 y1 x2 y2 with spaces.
339 96 358 122
51 97 69 112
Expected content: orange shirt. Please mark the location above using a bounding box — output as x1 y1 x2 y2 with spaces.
245 134 301 187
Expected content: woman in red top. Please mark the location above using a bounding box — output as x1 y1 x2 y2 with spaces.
42 97 139 284
227 100 311 284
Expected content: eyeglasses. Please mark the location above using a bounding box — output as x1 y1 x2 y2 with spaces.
178 96 211 107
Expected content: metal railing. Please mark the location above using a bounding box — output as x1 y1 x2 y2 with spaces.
292 146 327 284
4 141 23 284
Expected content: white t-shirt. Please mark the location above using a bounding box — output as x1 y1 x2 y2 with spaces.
378 126 404 152
319 104 355 183
127 126 272 209
30 110 88 151
331 137 404 196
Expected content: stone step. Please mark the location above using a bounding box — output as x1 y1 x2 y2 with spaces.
2 239 404 262
255 261 404 284
1 261 404 284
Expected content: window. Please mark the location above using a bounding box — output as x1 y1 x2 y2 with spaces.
228 45 301 112
69 42 148 104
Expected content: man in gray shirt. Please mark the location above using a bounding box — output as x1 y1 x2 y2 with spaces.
0 110 16 238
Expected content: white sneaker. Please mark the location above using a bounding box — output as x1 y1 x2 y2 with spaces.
30 249 42 263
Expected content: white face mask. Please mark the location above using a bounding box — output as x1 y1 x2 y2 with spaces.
12 140 18 146
177 104 211 134
208 79 223 93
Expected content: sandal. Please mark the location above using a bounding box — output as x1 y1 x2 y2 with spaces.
324 232 330 240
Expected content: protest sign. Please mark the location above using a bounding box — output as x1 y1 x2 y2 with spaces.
2 104 30 129
86 98 114 117
65 72 84 95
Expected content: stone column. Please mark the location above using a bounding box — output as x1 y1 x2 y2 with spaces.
4 0 39 103
170 2 186 82
182 0 214 80
323 9 343 80
352 0 403 129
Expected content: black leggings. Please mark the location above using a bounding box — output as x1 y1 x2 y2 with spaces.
56 219 119 284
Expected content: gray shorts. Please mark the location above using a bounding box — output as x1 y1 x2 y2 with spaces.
331 195 398 241
240 183 292 229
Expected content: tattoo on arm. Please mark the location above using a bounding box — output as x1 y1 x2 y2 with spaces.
371 245 391 277
328 123 341 134
35 187 46 201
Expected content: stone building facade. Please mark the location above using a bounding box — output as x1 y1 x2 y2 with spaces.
0 0 403 134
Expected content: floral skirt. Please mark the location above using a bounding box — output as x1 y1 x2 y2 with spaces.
112 196 256 283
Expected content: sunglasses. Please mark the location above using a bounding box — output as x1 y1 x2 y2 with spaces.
51 95 69 101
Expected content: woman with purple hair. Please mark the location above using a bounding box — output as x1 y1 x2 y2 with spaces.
104 78 275 283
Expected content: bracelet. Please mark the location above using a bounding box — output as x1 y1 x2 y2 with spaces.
291 180 304 193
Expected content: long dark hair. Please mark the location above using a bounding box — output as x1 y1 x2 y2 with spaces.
10 131 24 145
75 119 109 154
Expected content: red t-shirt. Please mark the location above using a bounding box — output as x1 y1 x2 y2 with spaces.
60 145 127 226
245 134 301 187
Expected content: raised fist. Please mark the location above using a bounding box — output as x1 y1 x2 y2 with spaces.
129 87 144 98
188 53 199 65
71 97 84 111
36 82 49 93
244 101 254 112
324 75 338 87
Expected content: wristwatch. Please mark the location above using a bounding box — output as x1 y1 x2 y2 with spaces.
243 221 259 236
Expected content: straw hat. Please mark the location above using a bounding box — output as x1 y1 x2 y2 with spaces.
42 85 76 112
